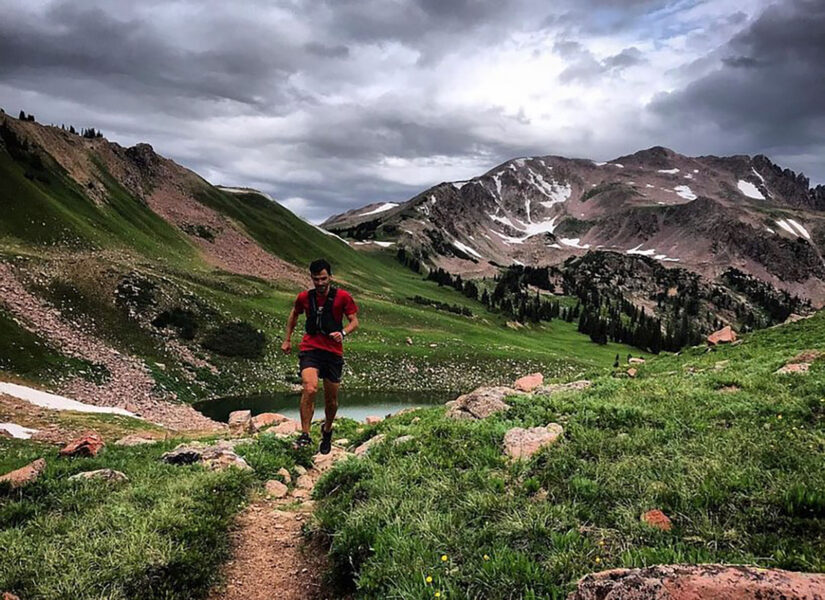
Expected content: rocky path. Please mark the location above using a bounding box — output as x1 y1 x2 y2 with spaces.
210 445 352 600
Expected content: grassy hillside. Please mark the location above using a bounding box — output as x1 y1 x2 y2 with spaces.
312 313 825 598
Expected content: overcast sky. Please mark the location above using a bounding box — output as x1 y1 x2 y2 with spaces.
1 0 823 222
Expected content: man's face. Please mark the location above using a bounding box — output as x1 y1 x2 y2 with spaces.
311 269 331 294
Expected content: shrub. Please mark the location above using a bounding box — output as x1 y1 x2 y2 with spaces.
201 321 266 358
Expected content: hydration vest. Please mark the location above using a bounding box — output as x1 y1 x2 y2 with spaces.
305 287 343 335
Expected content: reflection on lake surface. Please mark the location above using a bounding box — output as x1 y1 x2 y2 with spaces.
194 389 457 423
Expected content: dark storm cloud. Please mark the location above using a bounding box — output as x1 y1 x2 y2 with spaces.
649 0 825 175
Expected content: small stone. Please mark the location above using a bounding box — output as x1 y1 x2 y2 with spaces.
114 434 158 446
628 357 646 365
265 480 288 498
334 438 350 447
627 368 638 378
514 373 543 392
364 416 382 425
228 410 252 435
0 458 46 489
354 434 386 456
276 467 291 484
3 592 22 600
69 469 128 482
294 465 307 476
405 337 413 345
295 474 314 490
641 509 672 531
393 435 415 445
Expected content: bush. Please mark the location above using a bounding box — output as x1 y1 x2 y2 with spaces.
151 307 199 340
201 321 266 358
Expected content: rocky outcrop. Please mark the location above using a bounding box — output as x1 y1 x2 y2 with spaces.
536 380 592 395
445 386 514 420
114 434 159 446
776 349 823 375
354 434 386 456
567 564 825 600
228 410 253 435
0 458 46 489
59 432 105 457
250 412 289 432
503 423 564 459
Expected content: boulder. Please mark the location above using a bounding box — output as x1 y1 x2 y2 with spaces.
199 446 252 471
265 479 288 498
514 373 544 392
250 412 290 432
59 432 104 458
503 424 564 459
0 458 46 489
114 434 158 446
567 564 825 600
161 443 206 465
365 416 383 425
3 593 21 600
445 386 514 420
708 326 737 345
535 380 592 396
228 410 253 435
641 509 672 531
69 469 128 482
355 434 386 456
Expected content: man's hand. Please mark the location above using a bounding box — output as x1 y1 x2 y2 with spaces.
329 331 344 343
281 340 292 354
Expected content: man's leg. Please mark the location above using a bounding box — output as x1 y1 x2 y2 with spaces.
300 367 319 434
322 380 339 432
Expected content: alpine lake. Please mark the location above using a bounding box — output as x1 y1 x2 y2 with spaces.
194 389 458 423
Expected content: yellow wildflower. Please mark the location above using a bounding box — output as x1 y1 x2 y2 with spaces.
441 554 448 562
483 554 490 561
426 576 433 584
595 557 601 564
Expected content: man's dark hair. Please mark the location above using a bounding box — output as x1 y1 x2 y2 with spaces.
309 258 332 275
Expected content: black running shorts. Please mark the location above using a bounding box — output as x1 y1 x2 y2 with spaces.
298 349 344 383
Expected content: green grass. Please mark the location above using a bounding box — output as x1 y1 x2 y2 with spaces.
312 313 825 598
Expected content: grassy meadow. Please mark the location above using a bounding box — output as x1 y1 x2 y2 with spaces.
310 312 825 598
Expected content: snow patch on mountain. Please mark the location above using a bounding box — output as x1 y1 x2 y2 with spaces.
360 202 398 216
452 240 483 259
0 422 38 439
560 238 590 249
787 218 811 240
658 168 680 174
738 180 765 200
627 244 656 256
674 185 697 200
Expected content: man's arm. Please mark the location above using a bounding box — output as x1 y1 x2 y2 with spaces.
281 306 300 354
330 313 358 343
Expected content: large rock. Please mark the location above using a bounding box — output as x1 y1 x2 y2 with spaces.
0 458 46 489
266 420 301 435
535 380 592 396
69 469 128 482
161 442 207 465
708 326 737 345
59 432 105 457
567 564 825 600
514 373 544 392
250 412 289 432
228 410 253 435
445 386 514 420
199 446 252 471
503 424 564 459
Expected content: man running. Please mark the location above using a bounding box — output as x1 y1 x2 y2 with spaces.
281 259 359 454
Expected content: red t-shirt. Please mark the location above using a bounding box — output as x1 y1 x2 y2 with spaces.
294 288 358 356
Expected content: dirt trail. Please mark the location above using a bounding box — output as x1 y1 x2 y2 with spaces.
210 500 332 600
210 446 352 600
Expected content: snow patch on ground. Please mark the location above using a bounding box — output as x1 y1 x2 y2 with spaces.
593 161 607 166
373 241 395 247
646 184 655 188
612 163 624 168
738 180 765 200
513 158 527 167
491 229 524 245
547 243 562 249
684 173 693 180
751 167 766 185
560 237 590 249
776 219 797 235
452 240 483 259
766 227 776 234
360 202 398 216
312 223 350 244
529 170 571 207
658 168 680 174
452 181 469 190
0 422 38 439
674 185 697 200
787 218 811 240
0 382 135 416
